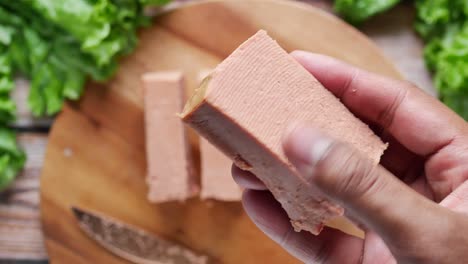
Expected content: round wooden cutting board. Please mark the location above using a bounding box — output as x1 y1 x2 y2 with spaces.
40 0 402 263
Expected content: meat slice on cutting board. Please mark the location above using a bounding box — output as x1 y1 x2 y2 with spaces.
180 30 387 235
142 71 199 203
197 70 242 201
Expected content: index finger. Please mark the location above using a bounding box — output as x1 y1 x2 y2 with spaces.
292 51 467 156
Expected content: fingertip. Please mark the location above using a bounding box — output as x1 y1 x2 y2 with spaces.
241 190 267 221
242 190 291 239
290 50 310 58
290 51 333 67
282 124 333 175
241 190 280 217
282 121 303 152
291 51 324 69
282 123 311 173
232 164 267 190
241 189 257 209
231 163 247 177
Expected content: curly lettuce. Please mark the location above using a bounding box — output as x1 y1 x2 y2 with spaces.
0 128 25 192
0 0 170 191
335 0 468 119
415 0 468 119
334 0 401 24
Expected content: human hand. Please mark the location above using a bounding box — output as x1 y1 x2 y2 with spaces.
232 51 468 264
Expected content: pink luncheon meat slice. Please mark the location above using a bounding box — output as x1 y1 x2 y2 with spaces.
180 30 387 235
198 70 242 201
199 137 242 201
142 72 199 203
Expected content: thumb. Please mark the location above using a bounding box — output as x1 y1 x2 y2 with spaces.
282 124 447 248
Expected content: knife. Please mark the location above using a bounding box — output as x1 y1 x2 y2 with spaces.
71 206 209 264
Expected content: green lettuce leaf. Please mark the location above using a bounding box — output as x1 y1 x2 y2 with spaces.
24 0 146 67
415 0 468 119
138 0 172 5
0 0 171 191
0 128 25 192
334 0 468 119
334 0 401 24
1 0 170 116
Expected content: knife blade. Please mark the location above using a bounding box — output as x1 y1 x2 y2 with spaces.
71 206 209 264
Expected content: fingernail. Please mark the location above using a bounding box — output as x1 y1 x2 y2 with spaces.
283 124 333 174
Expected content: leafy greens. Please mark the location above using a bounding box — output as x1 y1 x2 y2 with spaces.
334 0 400 24
415 0 468 119
334 0 468 120
0 0 170 191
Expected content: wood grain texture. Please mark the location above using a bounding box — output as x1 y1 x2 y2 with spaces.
0 134 48 260
40 1 404 263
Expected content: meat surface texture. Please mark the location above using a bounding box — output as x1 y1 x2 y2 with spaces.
181 30 387 234
143 71 199 203
197 70 242 201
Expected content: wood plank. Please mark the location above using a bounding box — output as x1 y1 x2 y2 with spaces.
0 134 48 260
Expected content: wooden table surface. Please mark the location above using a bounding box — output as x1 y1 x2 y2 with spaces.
0 1 433 262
